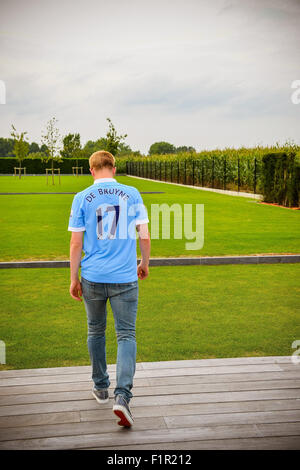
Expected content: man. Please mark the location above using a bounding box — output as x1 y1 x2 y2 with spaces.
68 150 150 428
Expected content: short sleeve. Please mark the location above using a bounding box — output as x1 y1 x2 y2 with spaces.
134 191 149 225
68 194 85 232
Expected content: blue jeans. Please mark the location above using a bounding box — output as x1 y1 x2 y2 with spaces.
81 277 138 403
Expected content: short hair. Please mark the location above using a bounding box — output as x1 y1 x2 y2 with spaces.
89 150 115 170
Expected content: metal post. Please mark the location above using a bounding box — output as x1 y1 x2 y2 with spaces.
178 160 180 183
192 160 195 185
171 161 173 182
184 160 186 185
254 157 257 194
238 157 240 192
212 157 214 188
224 157 226 190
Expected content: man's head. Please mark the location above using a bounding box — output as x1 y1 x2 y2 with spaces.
89 150 116 179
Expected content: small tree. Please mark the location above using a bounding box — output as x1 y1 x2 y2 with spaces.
10 125 29 178
105 118 128 156
176 146 196 154
61 133 81 166
149 141 176 155
0 137 14 158
41 117 61 185
29 142 40 153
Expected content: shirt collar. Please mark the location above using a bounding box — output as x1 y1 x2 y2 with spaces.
94 178 116 184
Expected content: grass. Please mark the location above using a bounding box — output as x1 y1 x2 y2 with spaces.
0 264 299 370
0 174 298 370
0 175 299 261
0 174 99 193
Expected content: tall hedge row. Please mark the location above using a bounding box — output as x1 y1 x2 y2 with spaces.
126 150 300 207
0 157 127 174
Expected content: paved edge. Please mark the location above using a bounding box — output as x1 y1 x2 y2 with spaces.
126 175 263 199
0 255 300 269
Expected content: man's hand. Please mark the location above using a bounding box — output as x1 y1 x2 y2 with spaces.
136 223 150 280
70 279 83 302
137 262 149 280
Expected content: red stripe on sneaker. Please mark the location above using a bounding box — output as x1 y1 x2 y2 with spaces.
113 409 132 427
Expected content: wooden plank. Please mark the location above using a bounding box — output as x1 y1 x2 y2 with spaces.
0 374 92 387
132 364 285 378
1 379 300 406
164 409 300 429
147 370 300 386
0 416 168 442
0 377 151 396
0 411 81 429
0 365 91 378
0 400 109 417
1 389 300 417
127 389 300 407
0 356 291 379
1 398 300 429
141 356 292 370
0 362 141 378
0 422 299 450
95 436 300 450
277 364 300 372
0 363 285 387
0 358 298 451
1 370 299 396
1 409 298 443
80 399 300 422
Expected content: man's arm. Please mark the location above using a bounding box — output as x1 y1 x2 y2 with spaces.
69 231 84 301
136 223 151 280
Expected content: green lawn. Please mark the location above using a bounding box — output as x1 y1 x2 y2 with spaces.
0 264 299 370
0 175 299 261
0 174 99 193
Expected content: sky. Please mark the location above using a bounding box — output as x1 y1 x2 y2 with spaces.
0 0 299 154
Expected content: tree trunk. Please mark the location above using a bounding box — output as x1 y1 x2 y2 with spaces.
51 157 54 185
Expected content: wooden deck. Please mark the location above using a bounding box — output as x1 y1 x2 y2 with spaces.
0 356 300 450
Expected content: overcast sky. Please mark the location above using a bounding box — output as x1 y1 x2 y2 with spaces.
0 0 299 154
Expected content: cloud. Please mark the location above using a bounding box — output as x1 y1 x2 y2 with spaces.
0 0 299 153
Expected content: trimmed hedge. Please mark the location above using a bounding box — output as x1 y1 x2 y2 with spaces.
261 152 300 207
0 157 127 174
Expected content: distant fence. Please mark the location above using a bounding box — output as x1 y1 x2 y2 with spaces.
126 153 300 207
126 157 261 194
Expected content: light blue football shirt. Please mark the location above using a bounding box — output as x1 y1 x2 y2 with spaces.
68 177 149 283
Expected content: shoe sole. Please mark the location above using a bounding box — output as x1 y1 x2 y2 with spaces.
92 391 109 404
113 405 134 427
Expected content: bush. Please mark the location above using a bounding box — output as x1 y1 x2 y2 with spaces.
261 152 300 207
